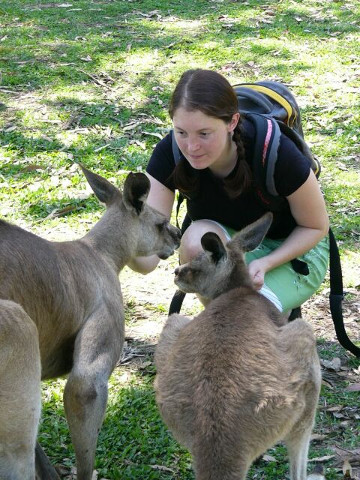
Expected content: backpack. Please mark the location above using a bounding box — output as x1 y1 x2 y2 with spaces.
234 81 321 211
169 80 360 358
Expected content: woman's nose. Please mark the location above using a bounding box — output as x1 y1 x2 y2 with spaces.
187 137 200 152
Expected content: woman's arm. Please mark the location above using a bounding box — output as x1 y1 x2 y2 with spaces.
248 171 329 289
127 174 176 274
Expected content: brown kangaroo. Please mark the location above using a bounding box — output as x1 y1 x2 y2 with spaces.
0 165 181 480
155 213 321 480
0 299 41 480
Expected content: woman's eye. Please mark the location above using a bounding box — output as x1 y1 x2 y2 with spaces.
200 132 209 137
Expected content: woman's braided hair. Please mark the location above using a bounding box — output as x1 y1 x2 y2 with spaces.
168 69 251 198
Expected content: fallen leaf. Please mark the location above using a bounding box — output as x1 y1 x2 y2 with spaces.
46 205 79 219
143 131 164 140
150 465 174 472
326 405 344 412
262 454 277 462
343 459 353 476
321 357 341 371
311 433 328 441
123 121 142 131
4 125 17 133
21 164 45 172
94 144 110 153
310 455 336 462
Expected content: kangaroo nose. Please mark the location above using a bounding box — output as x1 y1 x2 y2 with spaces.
174 267 179 276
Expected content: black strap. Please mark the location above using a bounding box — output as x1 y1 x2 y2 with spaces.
328 228 360 357
244 113 286 212
175 193 184 230
171 129 181 164
171 130 187 230
169 289 186 316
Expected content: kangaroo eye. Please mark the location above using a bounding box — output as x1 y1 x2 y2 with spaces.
189 268 200 276
156 220 167 232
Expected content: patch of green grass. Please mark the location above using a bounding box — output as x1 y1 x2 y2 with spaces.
1 0 358 253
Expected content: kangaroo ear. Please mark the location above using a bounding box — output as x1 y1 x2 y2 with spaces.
80 164 120 205
233 213 273 252
123 172 150 215
201 232 227 264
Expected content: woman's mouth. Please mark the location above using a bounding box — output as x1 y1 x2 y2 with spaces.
189 154 205 161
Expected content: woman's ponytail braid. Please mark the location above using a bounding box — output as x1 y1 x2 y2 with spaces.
232 121 245 161
223 117 252 198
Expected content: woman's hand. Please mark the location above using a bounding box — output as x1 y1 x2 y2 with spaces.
248 257 271 290
247 172 329 283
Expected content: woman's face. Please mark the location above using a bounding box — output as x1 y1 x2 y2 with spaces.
172 107 239 171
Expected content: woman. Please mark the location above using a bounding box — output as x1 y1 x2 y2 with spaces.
129 69 329 314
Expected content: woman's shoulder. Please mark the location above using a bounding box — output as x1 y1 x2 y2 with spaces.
241 114 312 197
151 131 173 157
275 132 312 196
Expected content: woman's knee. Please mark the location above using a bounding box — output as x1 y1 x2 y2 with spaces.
179 220 230 264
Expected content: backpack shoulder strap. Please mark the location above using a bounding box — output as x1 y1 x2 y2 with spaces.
245 112 286 211
168 131 190 316
171 129 182 164
170 129 187 229
247 112 280 196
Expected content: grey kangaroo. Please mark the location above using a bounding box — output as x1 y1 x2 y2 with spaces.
155 213 321 480
0 299 41 480
0 165 181 480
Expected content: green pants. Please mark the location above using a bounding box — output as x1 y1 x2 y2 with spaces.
224 228 329 312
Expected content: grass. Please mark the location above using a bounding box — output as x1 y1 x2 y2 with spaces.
0 0 359 478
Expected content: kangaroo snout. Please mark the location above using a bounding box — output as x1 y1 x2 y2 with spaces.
170 225 182 251
173 264 195 293
157 225 181 260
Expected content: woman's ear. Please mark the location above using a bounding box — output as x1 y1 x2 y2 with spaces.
228 112 240 132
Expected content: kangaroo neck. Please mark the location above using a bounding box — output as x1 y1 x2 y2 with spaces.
82 210 132 273
212 266 254 300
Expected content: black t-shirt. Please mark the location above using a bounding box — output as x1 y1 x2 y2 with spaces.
146 118 311 239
